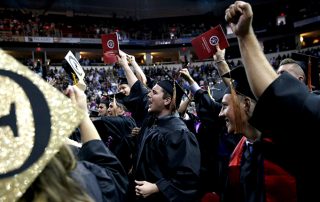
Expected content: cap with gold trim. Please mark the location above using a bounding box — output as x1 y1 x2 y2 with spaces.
0 49 85 201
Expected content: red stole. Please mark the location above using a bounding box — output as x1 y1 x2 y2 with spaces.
228 136 297 202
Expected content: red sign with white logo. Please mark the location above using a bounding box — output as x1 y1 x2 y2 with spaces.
101 33 119 64
191 24 229 61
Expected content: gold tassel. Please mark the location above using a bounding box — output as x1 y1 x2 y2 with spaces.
170 81 177 113
207 85 213 100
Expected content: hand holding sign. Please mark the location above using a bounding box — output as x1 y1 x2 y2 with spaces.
64 51 86 91
101 33 120 64
191 24 229 61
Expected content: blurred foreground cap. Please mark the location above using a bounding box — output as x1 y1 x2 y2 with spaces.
0 49 84 201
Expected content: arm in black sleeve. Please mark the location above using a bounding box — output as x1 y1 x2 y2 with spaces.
156 129 201 202
194 88 222 123
78 140 129 201
123 80 149 126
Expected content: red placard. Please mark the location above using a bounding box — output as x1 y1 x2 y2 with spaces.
191 25 229 60
101 33 119 64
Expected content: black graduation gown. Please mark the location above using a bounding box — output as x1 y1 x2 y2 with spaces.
72 140 129 202
181 111 199 135
249 73 320 202
193 88 236 195
134 115 201 202
93 115 137 173
122 80 149 127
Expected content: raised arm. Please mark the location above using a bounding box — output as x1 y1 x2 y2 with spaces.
177 91 192 116
179 68 198 92
127 54 147 85
66 85 101 143
213 44 231 85
117 51 138 88
180 68 222 117
225 1 277 98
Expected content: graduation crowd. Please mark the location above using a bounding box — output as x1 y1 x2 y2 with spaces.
3 1 320 202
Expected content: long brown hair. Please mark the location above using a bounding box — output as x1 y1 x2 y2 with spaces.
19 144 93 202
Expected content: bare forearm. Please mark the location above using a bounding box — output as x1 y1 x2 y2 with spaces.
216 60 230 76
122 63 138 88
131 60 147 85
215 60 231 85
238 31 277 98
79 116 101 143
178 99 190 114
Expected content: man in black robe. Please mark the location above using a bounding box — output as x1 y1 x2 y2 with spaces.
134 79 201 202
93 99 136 173
180 67 234 199
219 66 297 202
225 2 320 201
117 54 201 202
116 51 148 127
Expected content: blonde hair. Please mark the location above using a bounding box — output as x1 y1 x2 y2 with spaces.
19 145 94 202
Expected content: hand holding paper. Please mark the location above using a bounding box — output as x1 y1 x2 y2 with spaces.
101 33 120 64
64 51 86 91
191 25 229 61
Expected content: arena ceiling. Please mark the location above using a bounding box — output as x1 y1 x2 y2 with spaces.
0 0 278 19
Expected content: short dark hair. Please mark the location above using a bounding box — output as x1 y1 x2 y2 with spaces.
99 99 109 107
279 58 299 66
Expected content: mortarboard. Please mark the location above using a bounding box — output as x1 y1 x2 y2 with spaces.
146 76 156 89
157 79 185 110
0 50 85 201
118 77 128 85
291 52 319 91
222 66 256 101
106 92 126 104
62 59 77 85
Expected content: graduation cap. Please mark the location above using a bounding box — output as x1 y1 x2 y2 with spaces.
291 53 319 91
157 79 185 111
0 50 85 201
62 59 76 85
106 92 126 104
222 66 256 101
118 77 128 85
146 76 156 89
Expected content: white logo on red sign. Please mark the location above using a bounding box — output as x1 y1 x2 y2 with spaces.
209 36 219 46
107 40 114 48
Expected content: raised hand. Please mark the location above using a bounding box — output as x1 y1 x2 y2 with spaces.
225 1 253 37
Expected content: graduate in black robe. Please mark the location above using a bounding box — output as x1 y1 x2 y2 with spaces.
219 66 297 202
93 99 137 173
121 80 149 127
117 50 200 202
249 73 319 202
180 67 237 198
116 51 149 127
133 79 201 202
225 2 320 201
